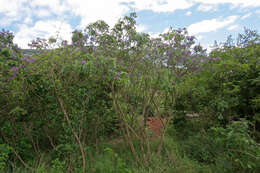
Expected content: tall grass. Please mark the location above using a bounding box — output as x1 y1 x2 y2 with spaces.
1 135 211 173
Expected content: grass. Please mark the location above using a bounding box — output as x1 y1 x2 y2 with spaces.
1 135 213 173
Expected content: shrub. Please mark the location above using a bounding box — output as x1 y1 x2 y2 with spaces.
181 120 260 172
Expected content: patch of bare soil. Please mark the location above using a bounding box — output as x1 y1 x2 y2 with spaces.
147 117 168 137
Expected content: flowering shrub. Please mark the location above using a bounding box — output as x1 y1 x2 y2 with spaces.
0 15 259 172
0 29 23 81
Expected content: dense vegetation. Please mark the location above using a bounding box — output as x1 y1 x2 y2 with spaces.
0 13 259 173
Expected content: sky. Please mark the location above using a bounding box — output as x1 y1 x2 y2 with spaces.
0 0 260 51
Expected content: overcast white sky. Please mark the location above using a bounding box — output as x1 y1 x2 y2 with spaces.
0 0 259 50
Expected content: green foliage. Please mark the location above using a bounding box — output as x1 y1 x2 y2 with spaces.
180 120 260 172
211 120 260 172
50 158 66 173
0 144 12 171
102 147 132 173
174 29 260 131
0 15 259 173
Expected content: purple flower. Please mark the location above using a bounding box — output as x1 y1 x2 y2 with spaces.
27 58 36 63
177 29 182 34
115 72 122 79
81 60 86 65
181 45 186 49
187 36 195 41
21 56 36 63
185 51 191 56
208 57 213 61
21 56 28 62
9 67 18 80
19 64 25 68
10 66 19 72
62 40 68 46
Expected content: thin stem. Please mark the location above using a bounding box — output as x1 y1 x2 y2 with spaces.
57 97 86 173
